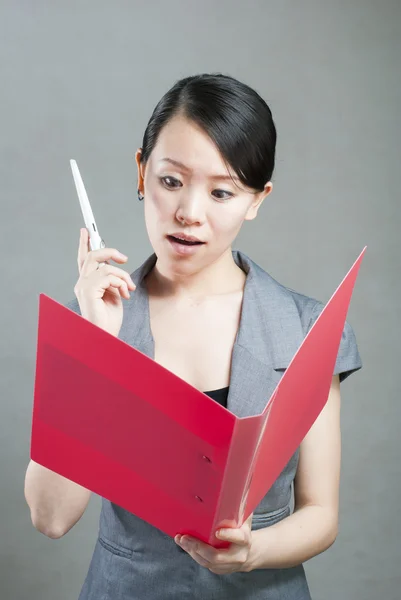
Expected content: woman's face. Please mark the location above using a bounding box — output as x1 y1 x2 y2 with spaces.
135 115 272 276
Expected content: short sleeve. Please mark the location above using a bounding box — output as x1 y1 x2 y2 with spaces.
308 301 362 382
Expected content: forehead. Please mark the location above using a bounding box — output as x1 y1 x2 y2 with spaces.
150 115 233 176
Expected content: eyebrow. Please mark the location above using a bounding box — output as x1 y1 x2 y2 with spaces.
159 157 240 182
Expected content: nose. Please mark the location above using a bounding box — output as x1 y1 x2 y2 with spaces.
175 193 206 227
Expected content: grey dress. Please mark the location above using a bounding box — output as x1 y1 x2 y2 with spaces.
66 250 362 600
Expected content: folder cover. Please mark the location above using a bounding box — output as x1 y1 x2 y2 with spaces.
30 249 365 547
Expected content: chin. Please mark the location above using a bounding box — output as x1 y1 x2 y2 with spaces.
161 255 203 277
153 240 206 275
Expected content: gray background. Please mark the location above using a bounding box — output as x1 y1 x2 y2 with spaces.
1 1 400 598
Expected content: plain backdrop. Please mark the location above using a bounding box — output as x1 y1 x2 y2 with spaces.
0 1 400 599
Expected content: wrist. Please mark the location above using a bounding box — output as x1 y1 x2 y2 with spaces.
242 529 262 572
244 526 278 571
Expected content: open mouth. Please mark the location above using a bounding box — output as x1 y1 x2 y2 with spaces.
167 235 205 246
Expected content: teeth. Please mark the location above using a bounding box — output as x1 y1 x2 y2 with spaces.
170 235 201 246
172 236 200 243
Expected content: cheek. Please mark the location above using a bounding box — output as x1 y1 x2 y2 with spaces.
211 205 248 237
144 184 171 227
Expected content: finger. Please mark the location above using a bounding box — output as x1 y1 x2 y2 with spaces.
187 549 212 569
208 565 235 575
89 273 130 300
97 264 136 292
177 537 219 564
104 274 131 299
77 228 90 273
81 247 128 276
190 548 238 575
175 538 214 569
89 247 128 265
216 526 250 546
175 536 242 574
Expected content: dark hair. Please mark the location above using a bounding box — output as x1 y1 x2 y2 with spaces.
140 73 276 191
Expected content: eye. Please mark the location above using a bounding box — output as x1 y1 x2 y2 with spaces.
212 189 234 201
160 176 182 189
159 176 233 201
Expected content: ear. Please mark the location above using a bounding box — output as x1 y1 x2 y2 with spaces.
135 148 146 195
244 182 273 221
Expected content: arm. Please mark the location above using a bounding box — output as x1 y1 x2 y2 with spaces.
247 375 341 569
24 460 91 539
173 375 342 574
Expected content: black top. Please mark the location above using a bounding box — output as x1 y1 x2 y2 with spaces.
203 386 229 408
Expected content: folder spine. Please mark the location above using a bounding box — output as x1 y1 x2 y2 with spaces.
209 414 264 546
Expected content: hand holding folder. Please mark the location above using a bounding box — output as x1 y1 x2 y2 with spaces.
30 249 365 548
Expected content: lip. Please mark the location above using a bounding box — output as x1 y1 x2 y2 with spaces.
167 235 206 256
168 232 204 243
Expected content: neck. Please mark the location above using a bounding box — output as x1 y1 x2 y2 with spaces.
146 248 246 299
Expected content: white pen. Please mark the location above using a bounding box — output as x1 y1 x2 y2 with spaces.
70 159 106 265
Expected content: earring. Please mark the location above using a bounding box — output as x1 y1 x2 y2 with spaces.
137 189 144 202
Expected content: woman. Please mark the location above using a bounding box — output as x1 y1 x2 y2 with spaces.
25 73 362 599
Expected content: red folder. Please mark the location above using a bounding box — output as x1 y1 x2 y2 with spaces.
30 249 365 548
